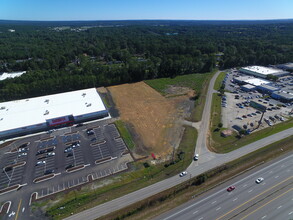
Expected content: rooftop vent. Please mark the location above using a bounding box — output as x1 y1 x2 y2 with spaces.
45 99 49 103
26 99 29 101
44 110 49 115
86 103 92 107
0 106 5 110
82 93 86 97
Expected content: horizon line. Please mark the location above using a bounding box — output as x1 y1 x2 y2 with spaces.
1 18 293 22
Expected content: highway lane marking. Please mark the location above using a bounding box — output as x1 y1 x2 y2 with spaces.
14 199 22 220
289 211 293 215
275 175 279 178
239 188 293 220
198 217 203 220
162 156 293 220
216 176 293 220
277 205 282 209
243 184 247 187
216 207 221 211
233 198 238 201
212 201 217 204
261 215 266 219
248 189 253 193
193 210 198 214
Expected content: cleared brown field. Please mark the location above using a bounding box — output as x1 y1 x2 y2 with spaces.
108 82 181 158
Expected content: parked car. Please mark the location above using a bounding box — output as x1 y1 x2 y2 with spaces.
18 152 27 157
47 152 55 157
36 161 46 166
86 129 94 135
64 147 73 153
44 169 54 175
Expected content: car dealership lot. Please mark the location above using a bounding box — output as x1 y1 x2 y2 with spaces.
0 120 133 198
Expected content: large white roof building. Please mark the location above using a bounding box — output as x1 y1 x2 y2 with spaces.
0 88 109 140
240 66 289 78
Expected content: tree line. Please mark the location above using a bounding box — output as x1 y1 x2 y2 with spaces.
0 21 293 101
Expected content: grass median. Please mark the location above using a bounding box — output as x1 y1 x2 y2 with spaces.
40 126 197 220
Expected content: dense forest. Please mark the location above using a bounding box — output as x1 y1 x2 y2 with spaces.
0 20 293 101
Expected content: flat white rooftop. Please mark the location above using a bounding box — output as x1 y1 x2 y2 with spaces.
244 78 270 86
0 71 26 81
0 88 107 132
242 66 282 75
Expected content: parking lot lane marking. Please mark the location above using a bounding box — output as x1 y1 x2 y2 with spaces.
14 199 22 220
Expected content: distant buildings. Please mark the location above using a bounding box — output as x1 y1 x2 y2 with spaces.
239 66 289 78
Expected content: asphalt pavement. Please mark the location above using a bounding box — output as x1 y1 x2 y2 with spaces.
156 153 293 220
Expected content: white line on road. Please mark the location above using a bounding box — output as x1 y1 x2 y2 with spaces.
198 217 203 220
233 198 238 201
248 189 253 193
193 210 198 214
288 211 293 215
212 201 216 204
261 215 266 219
216 207 221 211
243 184 247 187
275 175 279 178
277 206 282 209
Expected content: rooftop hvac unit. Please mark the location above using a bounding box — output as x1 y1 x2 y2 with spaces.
44 99 49 103
86 103 92 107
0 106 5 110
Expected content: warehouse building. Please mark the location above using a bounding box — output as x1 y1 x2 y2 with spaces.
234 76 270 86
239 66 289 78
0 88 109 140
271 90 293 103
256 84 280 94
241 84 256 92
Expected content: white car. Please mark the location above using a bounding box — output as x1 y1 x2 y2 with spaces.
193 154 199 161
255 177 264 184
47 152 55 157
179 171 188 177
36 160 46 166
18 152 27 157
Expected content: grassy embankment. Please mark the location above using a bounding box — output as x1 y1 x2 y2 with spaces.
42 126 197 219
210 73 293 153
145 71 215 122
99 135 293 220
213 71 226 91
114 120 135 150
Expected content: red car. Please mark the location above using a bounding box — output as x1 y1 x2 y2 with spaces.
227 186 236 192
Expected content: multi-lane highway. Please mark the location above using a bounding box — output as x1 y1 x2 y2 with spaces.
156 153 293 220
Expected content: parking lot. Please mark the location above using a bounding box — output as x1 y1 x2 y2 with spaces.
0 120 133 196
221 70 292 133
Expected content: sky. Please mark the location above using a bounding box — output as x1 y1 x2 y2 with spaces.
0 0 292 21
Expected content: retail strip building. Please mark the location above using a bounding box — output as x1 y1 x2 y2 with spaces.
0 88 109 140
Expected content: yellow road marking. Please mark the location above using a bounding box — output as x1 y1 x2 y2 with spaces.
14 199 22 220
216 175 293 220
240 188 293 220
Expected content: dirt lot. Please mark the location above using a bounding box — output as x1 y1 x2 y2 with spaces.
108 82 193 159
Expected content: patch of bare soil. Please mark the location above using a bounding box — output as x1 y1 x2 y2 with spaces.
108 82 194 159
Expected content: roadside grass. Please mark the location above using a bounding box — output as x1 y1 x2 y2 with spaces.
210 93 293 153
114 120 135 150
44 126 197 220
100 136 293 220
145 71 215 122
213 72 226 91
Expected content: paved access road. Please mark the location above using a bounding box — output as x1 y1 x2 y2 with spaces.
65 71 293 220
156 153 293 220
